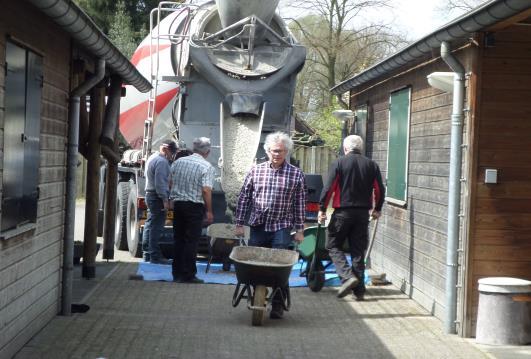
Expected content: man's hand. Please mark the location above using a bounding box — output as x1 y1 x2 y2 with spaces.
294 231 304 243
318 210 327 225
205 211 214 224
234 225 245 238
370 210 381 219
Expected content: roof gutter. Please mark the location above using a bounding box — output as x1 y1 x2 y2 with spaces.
331 0 531 95
25 0 151 93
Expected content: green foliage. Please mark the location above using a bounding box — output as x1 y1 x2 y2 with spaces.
74 0 165 43
307 106 343 151
108 0 137 59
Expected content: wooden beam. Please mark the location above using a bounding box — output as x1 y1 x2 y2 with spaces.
487 9 531 31
82 82 105 279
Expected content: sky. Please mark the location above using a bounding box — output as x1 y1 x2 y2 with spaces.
381 0 463 40
279 0 469 42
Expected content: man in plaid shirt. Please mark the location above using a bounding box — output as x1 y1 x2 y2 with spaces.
234 131 306 319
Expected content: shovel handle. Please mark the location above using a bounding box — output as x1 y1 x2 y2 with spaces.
364 217 379 263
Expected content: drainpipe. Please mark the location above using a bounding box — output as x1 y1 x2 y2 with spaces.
440 41 465 334
62 59 105 316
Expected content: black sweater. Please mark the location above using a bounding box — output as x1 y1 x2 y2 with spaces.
319 151 385 212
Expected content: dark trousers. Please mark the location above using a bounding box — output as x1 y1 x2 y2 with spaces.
172 201 204 281
249 225 292 307
326 208 369 295
142 192 165 261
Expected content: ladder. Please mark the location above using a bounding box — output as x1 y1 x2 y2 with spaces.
141 1 196 169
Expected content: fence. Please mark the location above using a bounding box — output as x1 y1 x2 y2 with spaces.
292 145 337 178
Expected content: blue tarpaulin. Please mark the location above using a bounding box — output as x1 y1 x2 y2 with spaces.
137 260 342 287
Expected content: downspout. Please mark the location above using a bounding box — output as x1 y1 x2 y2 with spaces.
440 41 465 334
62 59 105 316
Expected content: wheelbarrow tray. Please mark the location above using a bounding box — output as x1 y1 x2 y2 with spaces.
298 225 349 261
230 246 298 288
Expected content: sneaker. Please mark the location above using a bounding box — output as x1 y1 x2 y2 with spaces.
270 305 284 319
181 276 204 284
150 258 173 265
337 277 359 298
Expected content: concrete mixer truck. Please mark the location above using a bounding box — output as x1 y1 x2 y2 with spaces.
101 0 321 259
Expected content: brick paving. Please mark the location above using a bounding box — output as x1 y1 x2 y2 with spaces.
13 262 498 359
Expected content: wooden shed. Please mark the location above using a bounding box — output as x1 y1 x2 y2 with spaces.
0 1 150 357
331 0 531 337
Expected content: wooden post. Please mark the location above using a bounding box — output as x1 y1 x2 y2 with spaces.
102 76 123 260
82 81 105 278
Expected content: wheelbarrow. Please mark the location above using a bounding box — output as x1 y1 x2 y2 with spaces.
298 218 379 292
230 246 299 326
297 224 335 292
205 223 249 273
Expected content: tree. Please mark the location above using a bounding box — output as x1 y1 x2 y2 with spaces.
74 0 167 43
307 104 344 151
436 0 488 15
287 0 404 110
108 0 137 59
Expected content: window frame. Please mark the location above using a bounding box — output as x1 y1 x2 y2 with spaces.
385 86 411 206
1 39 43 236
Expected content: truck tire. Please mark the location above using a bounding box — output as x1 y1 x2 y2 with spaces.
114 182 129 250
126 181 143 258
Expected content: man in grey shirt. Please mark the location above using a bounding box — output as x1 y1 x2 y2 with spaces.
143 139 177 264
170 137 215 283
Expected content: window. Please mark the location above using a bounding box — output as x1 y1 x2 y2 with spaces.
386 87 410 205
353 104 368 154
1 41 43 232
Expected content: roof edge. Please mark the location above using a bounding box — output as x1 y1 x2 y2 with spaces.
25 0 151 93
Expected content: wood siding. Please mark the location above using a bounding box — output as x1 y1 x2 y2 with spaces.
466 25 531 336
0 2 70 357
349 49 474 325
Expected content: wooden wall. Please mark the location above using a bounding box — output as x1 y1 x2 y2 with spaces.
350 48 475 325
465 24 531 336
0 2 70 357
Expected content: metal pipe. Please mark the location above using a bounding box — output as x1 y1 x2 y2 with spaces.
62 59 105 316
440 41 465 334
100 76 123 149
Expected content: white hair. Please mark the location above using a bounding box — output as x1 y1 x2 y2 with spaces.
263 132 293 154
193 137 211 155
343 135 363 153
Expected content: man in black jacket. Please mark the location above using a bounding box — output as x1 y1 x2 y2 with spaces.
318 135 385 300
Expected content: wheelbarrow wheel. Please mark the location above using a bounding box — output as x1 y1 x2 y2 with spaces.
306 255 325 292
251 285 267 326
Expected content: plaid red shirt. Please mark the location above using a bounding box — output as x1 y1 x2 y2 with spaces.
235 161 306 232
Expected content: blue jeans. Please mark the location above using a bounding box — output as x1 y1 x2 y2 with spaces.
142 192 166 261
249 225 292 308
249 225 292 249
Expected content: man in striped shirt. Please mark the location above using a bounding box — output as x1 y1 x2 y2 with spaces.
234 132 306 319
170 137 215 283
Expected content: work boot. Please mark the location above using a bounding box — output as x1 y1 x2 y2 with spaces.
150 258 172 265
180 276 204 284
337 277 359 298
270 304 284 319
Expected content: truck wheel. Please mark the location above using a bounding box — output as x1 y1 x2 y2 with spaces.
114 182 129 250
126 181 143 258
